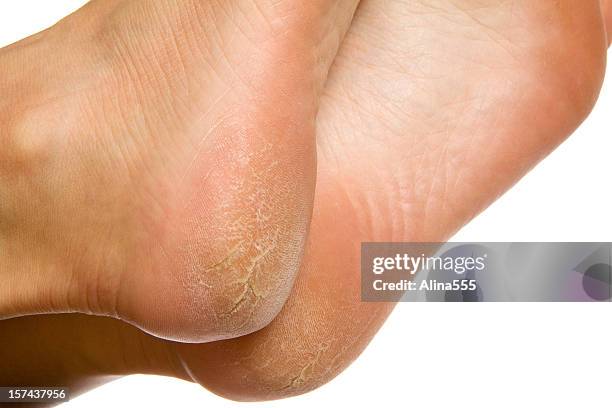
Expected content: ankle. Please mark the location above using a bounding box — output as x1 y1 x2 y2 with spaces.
0 83 119 319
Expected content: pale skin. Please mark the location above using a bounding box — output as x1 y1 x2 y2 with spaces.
0 0 611 403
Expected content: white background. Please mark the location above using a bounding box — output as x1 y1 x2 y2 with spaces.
1 2 611 407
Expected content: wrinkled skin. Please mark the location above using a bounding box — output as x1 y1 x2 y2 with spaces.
178 0 608 399
0 0 610 403
0 0 360 342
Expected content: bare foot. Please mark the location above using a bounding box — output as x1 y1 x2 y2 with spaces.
176 0 608 399
0 0 360 342
0 0 609 402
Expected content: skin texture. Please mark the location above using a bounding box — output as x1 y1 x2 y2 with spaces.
0 0 611 404
605 0 612 43
0 0 361 342
178 0 608 399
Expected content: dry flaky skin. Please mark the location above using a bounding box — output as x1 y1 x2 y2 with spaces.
0 0 362 342
0 0 610 404
176 0 608 400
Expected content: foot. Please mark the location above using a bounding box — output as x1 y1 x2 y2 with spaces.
176 0 608 399
0 0 360 342
0 0 608 401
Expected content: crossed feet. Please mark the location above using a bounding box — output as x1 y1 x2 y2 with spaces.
0 0 610 402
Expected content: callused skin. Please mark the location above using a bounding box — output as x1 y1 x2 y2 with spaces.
0 0 361 342
179 0 609 399
0 0 610 403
